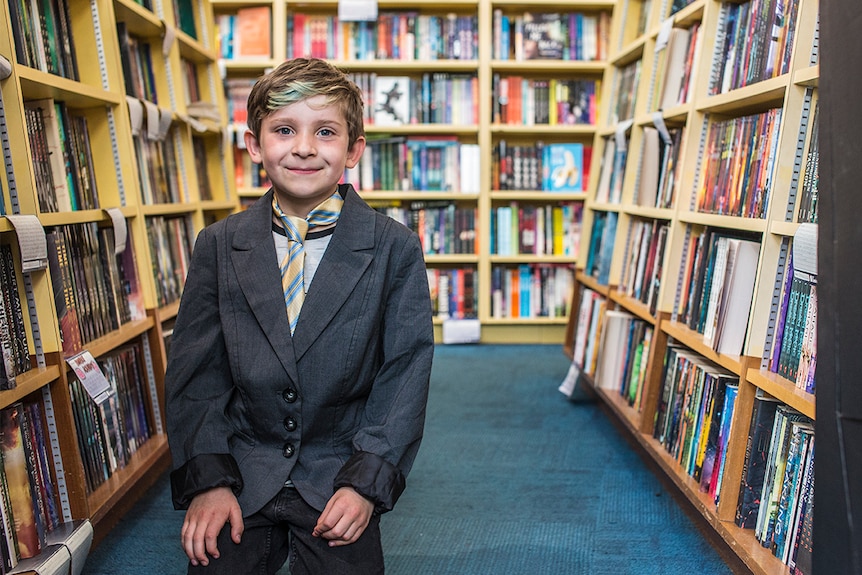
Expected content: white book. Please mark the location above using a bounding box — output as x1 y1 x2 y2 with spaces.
373 76 411 126
715 239 760 356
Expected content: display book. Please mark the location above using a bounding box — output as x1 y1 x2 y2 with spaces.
563 0 818 573
214 0 615 339
0 0 235 563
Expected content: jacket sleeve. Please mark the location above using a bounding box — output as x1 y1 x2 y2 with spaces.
333 230 434 513
164 225 244 509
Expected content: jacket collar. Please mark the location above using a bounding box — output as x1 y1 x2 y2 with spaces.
231 185 376 380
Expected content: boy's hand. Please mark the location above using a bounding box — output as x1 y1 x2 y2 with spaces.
313 487 375 547
182 486 244 566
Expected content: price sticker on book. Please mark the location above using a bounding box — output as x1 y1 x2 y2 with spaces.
67 351 114 405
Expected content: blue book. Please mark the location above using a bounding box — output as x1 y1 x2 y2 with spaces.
543 143 584 192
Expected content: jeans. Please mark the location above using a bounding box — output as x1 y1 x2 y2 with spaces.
187 485 383 574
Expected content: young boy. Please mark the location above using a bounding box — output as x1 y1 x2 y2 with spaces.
165 58 434 574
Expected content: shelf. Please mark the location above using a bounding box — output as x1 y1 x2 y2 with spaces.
490 191 589 201
676 211 770 233
17 69 124 107
696 76 788 116
113 0 164 38
661 319 744 376
0 365 62 406
61 318 155 366
746 368 815 420
599 389 793 575
608 290 656 324
87 434 171 525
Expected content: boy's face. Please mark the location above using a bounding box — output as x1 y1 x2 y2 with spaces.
244 95 365 217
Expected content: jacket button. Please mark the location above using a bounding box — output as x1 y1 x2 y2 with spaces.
282 443 295 458
284 417 297 432
282 388 298 403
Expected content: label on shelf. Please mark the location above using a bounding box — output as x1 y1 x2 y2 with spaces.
6 214 48 271
67 351 113 404
794 223 817 282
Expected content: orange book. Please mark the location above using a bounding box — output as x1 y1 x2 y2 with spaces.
236 6 272 58
509 268 520 318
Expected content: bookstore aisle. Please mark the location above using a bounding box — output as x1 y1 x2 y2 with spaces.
85 344 736 575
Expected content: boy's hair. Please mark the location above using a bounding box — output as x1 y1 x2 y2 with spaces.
246 58 365 147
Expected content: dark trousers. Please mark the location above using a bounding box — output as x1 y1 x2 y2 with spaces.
188 486 384 574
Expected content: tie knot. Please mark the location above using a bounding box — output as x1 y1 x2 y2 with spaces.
273 193 344 244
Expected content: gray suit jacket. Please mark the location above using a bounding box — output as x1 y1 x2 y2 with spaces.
165 185 434 516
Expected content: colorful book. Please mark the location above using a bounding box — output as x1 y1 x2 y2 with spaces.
542 143 584 192
735 391 781 528
0 403 42 559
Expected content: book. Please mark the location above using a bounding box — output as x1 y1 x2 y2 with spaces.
234 6 271 58
713 238 760 356
637 126 660 207
772 421 813 561
788 442 814 574
755 405 808 544
657 26 692 111
735 390 781 528
707 381 739 503
520 13 565 60
373 76 411 126
593 310 634 392
542 143 584 192
0 404 42 559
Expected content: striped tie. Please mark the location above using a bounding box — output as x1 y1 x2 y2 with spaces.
273 192 344 334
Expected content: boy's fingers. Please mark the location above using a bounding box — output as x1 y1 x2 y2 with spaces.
230 508 245 544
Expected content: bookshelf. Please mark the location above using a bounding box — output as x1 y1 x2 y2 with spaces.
213 0 616 343
564 0 819 574
0 0 236 568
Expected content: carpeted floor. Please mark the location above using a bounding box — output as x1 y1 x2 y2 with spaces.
85 344 733 574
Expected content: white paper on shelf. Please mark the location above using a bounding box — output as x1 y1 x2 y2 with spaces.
6 214 47 271
104 207 127 254
793 222 818 283
67 351 114 404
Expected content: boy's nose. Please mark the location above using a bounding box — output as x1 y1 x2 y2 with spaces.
292 132 316 156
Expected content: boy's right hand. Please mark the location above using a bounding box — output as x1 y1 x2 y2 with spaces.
182 486 244 567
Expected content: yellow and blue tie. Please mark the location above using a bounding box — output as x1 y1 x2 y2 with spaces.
272 192 344 334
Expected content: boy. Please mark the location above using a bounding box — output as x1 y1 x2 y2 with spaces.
165 58 434 574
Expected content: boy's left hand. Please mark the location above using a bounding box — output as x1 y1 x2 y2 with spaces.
312 487 375 546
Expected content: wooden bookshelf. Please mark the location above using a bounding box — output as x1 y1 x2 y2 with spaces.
0 0 236 567
565 0 820 573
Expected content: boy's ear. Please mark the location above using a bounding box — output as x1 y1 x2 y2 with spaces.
345 136 366 169
244 130 262 163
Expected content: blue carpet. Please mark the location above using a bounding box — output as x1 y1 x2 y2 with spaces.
85 344 733 574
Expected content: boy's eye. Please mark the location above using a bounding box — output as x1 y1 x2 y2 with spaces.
276 127 294 135
318 128 335 137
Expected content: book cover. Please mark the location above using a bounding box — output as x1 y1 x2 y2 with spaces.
373 76 411 126
0 404 42 559
520 13 564 60
734 391 781 528
714 238 760 355
235 6 271 58
542 143 584 192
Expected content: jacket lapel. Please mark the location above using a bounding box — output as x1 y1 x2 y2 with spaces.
231 190 301 384
292 186 375 359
